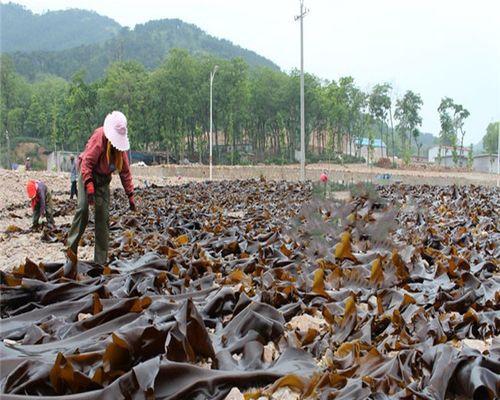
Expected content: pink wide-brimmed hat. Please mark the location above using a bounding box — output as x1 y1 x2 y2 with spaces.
103 111 130 151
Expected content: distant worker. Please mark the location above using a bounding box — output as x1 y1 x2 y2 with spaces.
66 111 136 265
26 179 55 228
320 170 328 196
70 155 78 199
25 157 31 171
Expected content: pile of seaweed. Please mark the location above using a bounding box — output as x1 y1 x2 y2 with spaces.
1 181 499 399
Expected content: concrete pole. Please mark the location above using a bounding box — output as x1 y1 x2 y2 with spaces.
299 0 306 181
209 65 218 180
210 73 213 181
295 1 307 181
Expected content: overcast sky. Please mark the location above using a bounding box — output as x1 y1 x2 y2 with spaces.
14 0 500 145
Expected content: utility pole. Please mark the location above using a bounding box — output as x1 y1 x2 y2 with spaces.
209 65 218 181
389 107 395 166
295 0 308 181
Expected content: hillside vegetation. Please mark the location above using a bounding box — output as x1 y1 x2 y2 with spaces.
2 3 279 81
0 2 121 52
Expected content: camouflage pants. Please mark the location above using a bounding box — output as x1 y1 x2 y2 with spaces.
66 173 111 265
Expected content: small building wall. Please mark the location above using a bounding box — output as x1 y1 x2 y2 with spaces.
358 146 385 162
440 155 467 168
473 155 497 173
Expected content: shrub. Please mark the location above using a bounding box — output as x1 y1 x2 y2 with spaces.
375 157 392 168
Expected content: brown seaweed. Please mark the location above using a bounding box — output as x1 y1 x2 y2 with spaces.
1 181 498 399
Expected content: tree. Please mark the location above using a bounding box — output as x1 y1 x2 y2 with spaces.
1 57 31 132
4 47 463 169
215 58 249 164
25 94 47 138
467 144 474 170
98 61 148 149
149 49 198 160
454 104 470 160
65 71 99 151
33 75 68 149
482 121 499 155
369 83 391 157
0 55 32 166
438 97 470 166
394 90 423 163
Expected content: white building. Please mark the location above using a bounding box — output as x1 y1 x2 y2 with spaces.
428 145 471 164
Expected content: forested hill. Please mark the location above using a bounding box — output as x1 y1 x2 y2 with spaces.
0 2 121 52
3 4 280 81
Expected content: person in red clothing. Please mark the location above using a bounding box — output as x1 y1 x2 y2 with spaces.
26 179 55 228
66 111 136 265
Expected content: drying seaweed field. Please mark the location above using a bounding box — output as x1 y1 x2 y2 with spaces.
0 180 499 399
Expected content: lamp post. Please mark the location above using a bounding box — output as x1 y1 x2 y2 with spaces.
209 65 219 181
295 0 308 181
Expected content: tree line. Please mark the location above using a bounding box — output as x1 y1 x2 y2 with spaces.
0 49 477 167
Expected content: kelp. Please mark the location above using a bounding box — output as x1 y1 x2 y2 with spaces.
1 180 499 399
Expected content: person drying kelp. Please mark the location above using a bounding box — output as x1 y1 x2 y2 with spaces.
26 179 55 228
67 111 136 265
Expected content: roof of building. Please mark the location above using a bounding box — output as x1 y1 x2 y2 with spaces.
429 145 471 151
473 153 499 158
356 138 386 148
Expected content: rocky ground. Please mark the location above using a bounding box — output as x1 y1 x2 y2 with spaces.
0 169 199 269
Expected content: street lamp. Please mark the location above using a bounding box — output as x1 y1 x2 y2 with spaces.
295 0 308 181
209 65 219 181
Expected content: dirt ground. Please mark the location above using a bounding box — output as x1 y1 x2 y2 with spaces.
139 162 499 186
0 169 199 270
310 162 498 183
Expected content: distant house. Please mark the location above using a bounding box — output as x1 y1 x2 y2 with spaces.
473 154 498 173
355 138 386 162
440 155 468 168
428 145 471 164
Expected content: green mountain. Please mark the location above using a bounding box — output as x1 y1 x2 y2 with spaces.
0 2 121 52
2 3 279 81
